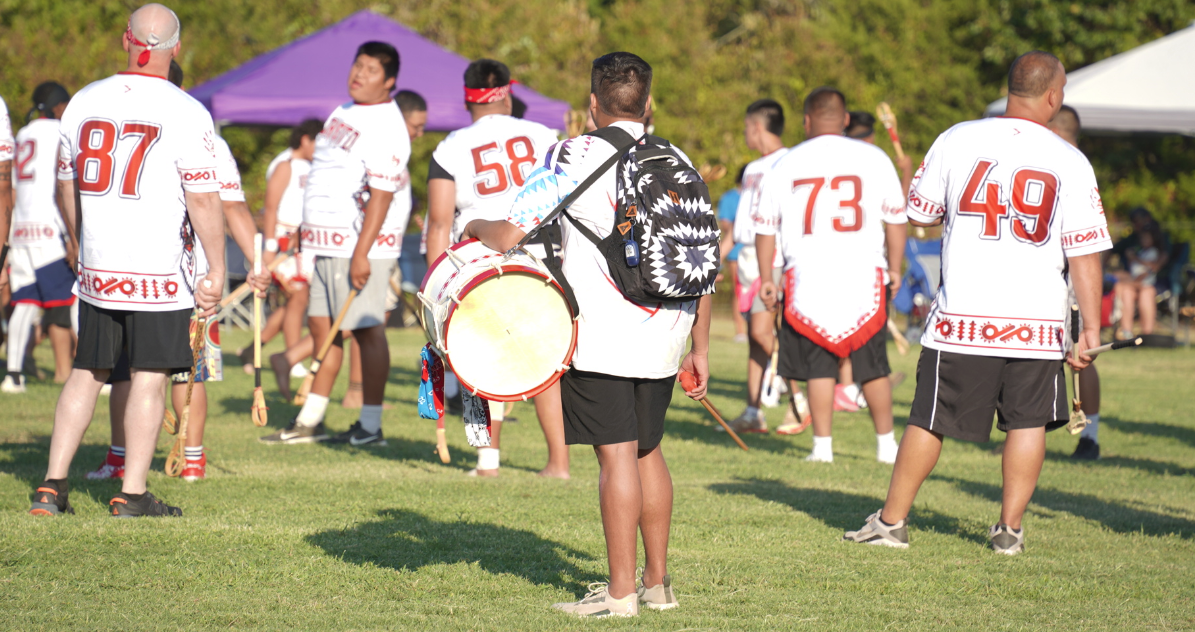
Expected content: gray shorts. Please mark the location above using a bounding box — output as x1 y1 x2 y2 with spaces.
309 256 397 330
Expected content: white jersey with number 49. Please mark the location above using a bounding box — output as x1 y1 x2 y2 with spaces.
754 135 906 355
58 72 219 312
908 117 1112 360
429 114 558 242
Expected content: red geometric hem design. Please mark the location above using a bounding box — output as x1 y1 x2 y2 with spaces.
784 268 887 358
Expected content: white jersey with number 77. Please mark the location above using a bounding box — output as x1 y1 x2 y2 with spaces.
908 116 1112 360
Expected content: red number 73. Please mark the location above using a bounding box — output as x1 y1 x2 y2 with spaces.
791 175 863 235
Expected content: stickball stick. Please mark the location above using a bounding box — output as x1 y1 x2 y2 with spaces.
876 102 906 161
251 235 268 427
165 312 207 477
216 252 292 309
680 371 749 452
887 319 910 356
1086 337 1142 357
293 288 358 405
1066 305 1089 435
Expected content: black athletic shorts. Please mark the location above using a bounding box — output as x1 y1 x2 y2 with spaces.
560 369 675 450
908 347 1068 443
777 318 890 384
42 305 73 330
75 300 193 374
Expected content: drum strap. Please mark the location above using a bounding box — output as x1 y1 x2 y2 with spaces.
510 128 645 318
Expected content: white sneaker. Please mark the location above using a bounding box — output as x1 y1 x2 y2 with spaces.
805 450 833 463
877 441 898 464
1 374 26 394
553 582 638 618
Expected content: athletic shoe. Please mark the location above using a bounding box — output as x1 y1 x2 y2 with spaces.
259 419 329 444
990 523 1024 555
722 410 768 434
843 510 909 548
553 582 638 618
86 451 125 480
638 574 678 611
2 374 26 394
776 394 812 435
833 385 859 412
1071 437 1100 460
29 481 74 516
328 421 387 447
109 492 182 518
182 453 206 482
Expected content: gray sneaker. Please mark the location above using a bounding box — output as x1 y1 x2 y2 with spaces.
843 510 909 548
553 582 638 618
638 574 678 611
990 524 1024 555
259 419 329 444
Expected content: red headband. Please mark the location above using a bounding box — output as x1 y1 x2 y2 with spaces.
125 20 178 67
464 81 517 104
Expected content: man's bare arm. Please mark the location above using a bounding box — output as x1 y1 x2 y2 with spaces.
884 221 907 294
1068 252 1102 370
185 189 226 313
0 161 12 245
223 200 257 268
463 219 526 254
347 187 393 290
426 178 456 265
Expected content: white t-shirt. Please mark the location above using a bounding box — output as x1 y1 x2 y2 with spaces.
507 121 698 379
301 100 410 259
430 114 558 242
754 135 906 354
374 169 412 258
265 148 310 236
0 96 13 162
908 117 1112 359
734 148 787 246
13 118 68 267
188 136 245 278
58 73 219 312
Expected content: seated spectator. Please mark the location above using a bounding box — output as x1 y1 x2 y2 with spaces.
1109 207 1170 338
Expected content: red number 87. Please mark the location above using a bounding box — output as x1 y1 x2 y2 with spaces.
958 158 1058 244
76 118 162 198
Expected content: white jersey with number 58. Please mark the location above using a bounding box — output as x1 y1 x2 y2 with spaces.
57 72 219 312
429 114 558 242
908 117 1112 359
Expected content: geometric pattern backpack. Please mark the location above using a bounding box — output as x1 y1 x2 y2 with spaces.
564 126 721 303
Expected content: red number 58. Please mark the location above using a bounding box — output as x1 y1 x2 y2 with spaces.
471 136 537 197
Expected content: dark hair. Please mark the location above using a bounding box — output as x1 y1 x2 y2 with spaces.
465 58 511 90
395 90 427 117
735 164 747 185
1128 206 1154 225
591 52 653 119
356 41 400 83
29 81 70 122
168 60 184 88
289 118 324 149
511 95 527 119
1048 104 1080 142
804 86 846 119
746 99 784 136
1008 50 1062 98
845 111 875 138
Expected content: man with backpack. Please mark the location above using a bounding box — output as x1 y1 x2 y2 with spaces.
464 52 717 617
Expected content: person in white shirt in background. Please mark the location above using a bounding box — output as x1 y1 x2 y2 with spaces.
425 58 567 478
88 60 262 483
261 41 409 447
467 51 710 618
3 82 76 392
0 96 15 342
843 51 1110 554
756 87 907 465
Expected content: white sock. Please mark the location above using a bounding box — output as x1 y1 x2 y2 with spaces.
745 406 760 419
6 303 37 373
842 383 861 402
110 445 126 458
477 447 500 470
812 435 833 456
359 404 383 433
444 372 460 398
1079 413 1099 442
184 445 203 460
877 431 897 450
296 393 329 427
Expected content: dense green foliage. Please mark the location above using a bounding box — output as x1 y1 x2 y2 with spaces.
2 322 1194 630
2 0 1193 238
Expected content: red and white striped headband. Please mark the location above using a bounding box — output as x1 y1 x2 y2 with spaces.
125 20 179 67
464 81 517 104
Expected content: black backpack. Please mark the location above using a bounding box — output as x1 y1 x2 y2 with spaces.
515 126 719 310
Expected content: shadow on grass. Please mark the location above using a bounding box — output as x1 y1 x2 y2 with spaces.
1106 416 1195 449
307 508 597 593
664 401 804 455
709 477 989 545
1045 450 1195 478
939 476 1195 539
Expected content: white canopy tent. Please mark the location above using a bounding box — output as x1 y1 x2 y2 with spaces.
985 24 1195 135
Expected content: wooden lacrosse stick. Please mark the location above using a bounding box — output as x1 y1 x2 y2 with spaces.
876 102 905 161
435 413 450 464
165 313 207 477
1066 305 1089 435
887 319 910 355
293 288 358 405
1086 337 1142 357
251 235 268 427
680 371 749 452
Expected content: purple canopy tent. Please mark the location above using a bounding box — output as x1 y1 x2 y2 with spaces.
189 10 570 132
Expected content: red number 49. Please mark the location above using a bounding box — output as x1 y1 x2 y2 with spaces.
959 159 1058 244
76 118 162 199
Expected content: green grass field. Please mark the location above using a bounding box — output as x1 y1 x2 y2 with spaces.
1 317 1193 631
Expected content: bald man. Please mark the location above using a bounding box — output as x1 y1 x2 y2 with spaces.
32 4 224 517
844 51 1110 554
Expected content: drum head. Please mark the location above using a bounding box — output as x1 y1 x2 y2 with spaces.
446 271 574 401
